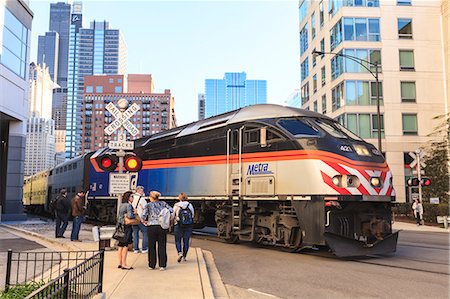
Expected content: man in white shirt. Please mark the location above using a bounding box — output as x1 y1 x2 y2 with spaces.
132 186 148 253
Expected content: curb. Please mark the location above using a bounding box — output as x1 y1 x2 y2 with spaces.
202 250 229 299
196 248 214 299
0 223 77 251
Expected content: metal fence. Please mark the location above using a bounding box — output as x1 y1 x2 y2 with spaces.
4 250 104 298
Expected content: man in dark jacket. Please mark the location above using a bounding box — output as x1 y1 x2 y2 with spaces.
55 189 70 238
70 190 86 241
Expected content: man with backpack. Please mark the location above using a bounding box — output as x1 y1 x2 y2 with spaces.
54 189 70 238
173 192 194 263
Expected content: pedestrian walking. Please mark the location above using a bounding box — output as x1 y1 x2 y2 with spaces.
132 186 148 253
173 192 194 262
70 189 86 241
412 198 424 225
55 188 70 238
142 191 173 271
117 191 135 270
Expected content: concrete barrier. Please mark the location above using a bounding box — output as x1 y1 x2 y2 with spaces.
436 216 450 229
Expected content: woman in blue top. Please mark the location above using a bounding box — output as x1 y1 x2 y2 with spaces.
117 191 135 270
142 191 173 271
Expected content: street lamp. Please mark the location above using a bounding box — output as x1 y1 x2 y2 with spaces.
312 50 382 153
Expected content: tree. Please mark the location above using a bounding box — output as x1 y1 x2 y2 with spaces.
422 113 450 204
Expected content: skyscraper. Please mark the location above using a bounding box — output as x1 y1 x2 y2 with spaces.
204 72 267 118
296 0 448 202
198 93 205 120
66 16 128 158
25 63 56 176
37 1 71 87
37 32 59 83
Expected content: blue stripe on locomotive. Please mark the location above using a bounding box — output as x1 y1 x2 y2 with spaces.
88 164 219 197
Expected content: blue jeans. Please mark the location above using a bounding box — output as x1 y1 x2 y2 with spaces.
132 223 148 251
174 224 193 257
55 214 68 237
71 215 85 241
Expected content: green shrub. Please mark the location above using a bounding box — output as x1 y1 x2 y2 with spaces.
393 202 449 223
0 281 44 299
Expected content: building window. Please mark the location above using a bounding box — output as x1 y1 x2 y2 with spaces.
402 114 418 135
397 0 412 5
321 95 327 114
301 58 309 82
321 66 326 86
345 81 383 106
86 86 93 93
313 74 318 93
331 18 380 50
311 12 316 40
117 78 122 83
299 0 308 24
1 9 29 78
301 82 310 105
300 25 309 56
399 50 415 71
95 86 103 93
329 0 379 16
401 81 416 102
313 101 318 112
109 78 114 83
319 1 324 28
341 113 384 139
115 86 122 93
398 18 413 39
331 49 381 80
331 82 344 112
320 38 325 57
312 48 317 67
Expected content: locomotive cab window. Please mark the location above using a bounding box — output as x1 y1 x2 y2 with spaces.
244 128 260 146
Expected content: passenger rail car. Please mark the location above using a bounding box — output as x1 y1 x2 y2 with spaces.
23 154 93 215
89 104 398 257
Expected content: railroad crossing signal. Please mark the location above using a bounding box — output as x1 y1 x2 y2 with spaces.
408 151 426 169
104 102 140 137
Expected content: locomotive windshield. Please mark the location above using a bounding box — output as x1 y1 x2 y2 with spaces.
278 117 363 141
277 119 321 137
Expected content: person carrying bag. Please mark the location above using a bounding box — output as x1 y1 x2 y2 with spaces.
115 191 136 270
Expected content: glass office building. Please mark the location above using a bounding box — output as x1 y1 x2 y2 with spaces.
204 72 267 118
66 17 127 158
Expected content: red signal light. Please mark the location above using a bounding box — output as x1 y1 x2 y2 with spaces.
96 153 118 172
421 178 431 186
101 157 112 168
124 154 142 172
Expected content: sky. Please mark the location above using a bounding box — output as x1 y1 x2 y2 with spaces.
29 0 300 125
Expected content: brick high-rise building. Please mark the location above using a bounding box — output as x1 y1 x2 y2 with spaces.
81 74 176 153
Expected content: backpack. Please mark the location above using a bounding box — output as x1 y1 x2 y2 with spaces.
49 195 60 212
158 208 171 229
179 203 193 226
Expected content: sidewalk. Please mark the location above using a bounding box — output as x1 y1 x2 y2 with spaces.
393 221 450 233
0 220 223 299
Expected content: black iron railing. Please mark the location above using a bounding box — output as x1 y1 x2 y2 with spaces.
4 249 104 298
24 250 105 299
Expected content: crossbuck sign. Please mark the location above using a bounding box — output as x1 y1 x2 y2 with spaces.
104 102 140 137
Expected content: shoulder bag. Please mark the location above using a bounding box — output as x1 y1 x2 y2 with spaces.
112 223 126 242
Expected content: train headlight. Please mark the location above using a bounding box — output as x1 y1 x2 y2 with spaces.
353 144 371 156
370 177 382 188
332 175 342 187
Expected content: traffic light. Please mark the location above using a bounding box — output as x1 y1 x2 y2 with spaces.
124 153 142 172
96 153 119 172
421 177 431 186
407 177 420 187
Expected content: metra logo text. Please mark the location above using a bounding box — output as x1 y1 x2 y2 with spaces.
247 163 273 175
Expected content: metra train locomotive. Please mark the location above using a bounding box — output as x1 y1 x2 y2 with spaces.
88 104 398 257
